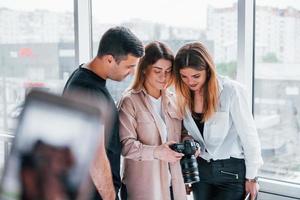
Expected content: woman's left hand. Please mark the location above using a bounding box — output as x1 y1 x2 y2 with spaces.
194 148 201 157
245 180 259 200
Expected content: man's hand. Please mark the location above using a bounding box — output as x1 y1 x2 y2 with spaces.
90 130 116 200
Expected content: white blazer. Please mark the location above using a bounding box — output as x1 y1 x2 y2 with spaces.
183 76 263 179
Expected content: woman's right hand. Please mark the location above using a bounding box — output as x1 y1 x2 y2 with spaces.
154 141 184 163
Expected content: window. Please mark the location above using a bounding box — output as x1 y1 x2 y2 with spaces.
92 0 237 101
0 0 75 176
0 0 299 198
255 0 300 184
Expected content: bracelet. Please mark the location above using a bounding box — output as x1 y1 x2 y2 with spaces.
246 177 258 183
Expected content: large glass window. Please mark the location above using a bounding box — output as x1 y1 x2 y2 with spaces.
92 0 238 101
0 0 75 176
255 0 300 184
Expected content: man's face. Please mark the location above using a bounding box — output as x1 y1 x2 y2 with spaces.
108 55 140 81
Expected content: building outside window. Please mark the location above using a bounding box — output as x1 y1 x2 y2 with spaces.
91 0 238 101
254 0 300 184
0 0 75 176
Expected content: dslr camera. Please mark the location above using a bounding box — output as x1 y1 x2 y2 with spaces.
170 140 200 184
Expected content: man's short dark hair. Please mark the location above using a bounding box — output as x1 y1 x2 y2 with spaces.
97 26 144 61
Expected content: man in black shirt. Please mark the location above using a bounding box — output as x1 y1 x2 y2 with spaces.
63 26 144 199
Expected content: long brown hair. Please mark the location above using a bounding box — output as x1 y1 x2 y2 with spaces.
174 42 219 121
131 41 174 90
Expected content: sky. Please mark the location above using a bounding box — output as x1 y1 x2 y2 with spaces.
1 0 300 29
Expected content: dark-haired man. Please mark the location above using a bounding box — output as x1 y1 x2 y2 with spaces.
63 26 144 199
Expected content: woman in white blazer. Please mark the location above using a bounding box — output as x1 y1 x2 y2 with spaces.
173 42 263 200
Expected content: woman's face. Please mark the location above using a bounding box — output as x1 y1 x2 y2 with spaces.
179 67 207 92
144 59 172 94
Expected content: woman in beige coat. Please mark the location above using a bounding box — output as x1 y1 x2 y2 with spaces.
118 41 187 200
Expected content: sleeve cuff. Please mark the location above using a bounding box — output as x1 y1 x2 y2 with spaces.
141 145 156 160
246 166 259 179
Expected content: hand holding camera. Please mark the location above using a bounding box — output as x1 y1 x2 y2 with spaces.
169 140 201 184
153 141 184 163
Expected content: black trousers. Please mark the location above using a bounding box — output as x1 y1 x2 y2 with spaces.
192 157 246 200
170 186 174 200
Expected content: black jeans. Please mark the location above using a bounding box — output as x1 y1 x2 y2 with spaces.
192 157 246 200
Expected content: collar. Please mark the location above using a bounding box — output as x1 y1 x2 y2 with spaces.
131 86 172 106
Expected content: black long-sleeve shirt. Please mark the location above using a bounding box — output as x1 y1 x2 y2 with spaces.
63 64 121 200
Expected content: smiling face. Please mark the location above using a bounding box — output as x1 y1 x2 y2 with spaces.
179 67 207 92
144 58 172 97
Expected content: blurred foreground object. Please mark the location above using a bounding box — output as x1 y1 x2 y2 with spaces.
0 90 106 200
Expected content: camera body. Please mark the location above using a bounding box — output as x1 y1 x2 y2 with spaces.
170 140 200 184
170 140 198 155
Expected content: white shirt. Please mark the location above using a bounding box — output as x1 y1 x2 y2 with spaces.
148 94 172 185
148 95 168 143
148 95 163 118
183 76 263 179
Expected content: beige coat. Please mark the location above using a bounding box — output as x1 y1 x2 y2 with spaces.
118 88 187 200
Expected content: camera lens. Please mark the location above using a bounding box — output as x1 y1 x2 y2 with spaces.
180 155 200 184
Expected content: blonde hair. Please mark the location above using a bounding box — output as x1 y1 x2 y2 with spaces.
131 41 174 90
174 42 219 121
